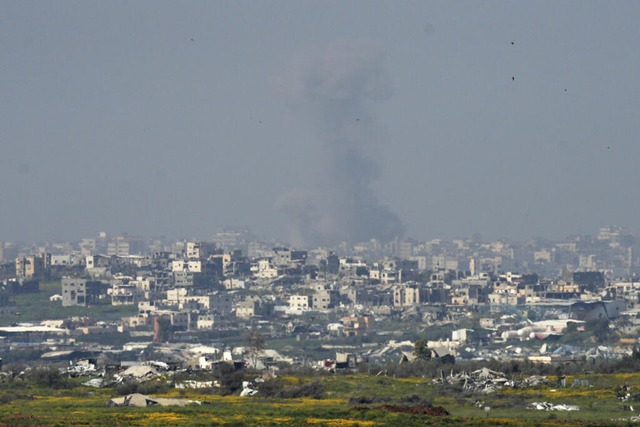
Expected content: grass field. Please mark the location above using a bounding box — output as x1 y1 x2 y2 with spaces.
1 372 640 426
0 281 137 326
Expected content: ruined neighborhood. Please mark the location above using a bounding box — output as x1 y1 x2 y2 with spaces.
1 226 639 381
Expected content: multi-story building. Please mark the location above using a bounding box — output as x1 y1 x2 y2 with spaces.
393 283 424 307
196 314 215 330
15 254 50 279
61 277 103 307
185 242 218 259
210 293 234 316
236 300 256 319
289 295 311 311
313 289 334 310
273 248 307 268
110 282 137 305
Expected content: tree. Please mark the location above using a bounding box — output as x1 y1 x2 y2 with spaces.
413 338 431 361
213 362 244 395
27 365 69 389
155 315 173 343
585 318 613 344
246 328 266 369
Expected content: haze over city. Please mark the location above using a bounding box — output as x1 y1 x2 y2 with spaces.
3 1 640 245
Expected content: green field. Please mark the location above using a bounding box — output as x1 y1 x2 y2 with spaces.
1 372 639 426
1 281 137 326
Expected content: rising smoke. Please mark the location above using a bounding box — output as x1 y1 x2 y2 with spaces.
276 40 405 247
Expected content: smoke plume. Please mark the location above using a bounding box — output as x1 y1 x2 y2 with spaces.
276 40 405 247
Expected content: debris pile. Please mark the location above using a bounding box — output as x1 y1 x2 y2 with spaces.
82 378 104 388
529 402 579 411
238 373 276 397
107 393 200 407
65 358 98 377
434 367 547 394
617 384 632 401
175 380 216 389
523 375 548 387
240 380 259 396
618 415 640 422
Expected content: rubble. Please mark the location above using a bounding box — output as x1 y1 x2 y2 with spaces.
175 380 216 389
523 375 548 387
240 380 259 396
434 367 548 394
82 378 104 388
617 415 640 422
107 393 200 407
240 386 259 396
529 402 579 411
617 384 632 401
64 358 98 377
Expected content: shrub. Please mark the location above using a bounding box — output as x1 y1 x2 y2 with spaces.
279 380 325 399
26 366 69 389
348 395 391 405
400 394 432 407
258 378 284 398
213 363 244 395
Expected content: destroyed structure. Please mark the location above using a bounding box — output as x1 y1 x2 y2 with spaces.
1 226 640 382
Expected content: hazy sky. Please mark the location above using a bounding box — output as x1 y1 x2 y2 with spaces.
3 1 640 245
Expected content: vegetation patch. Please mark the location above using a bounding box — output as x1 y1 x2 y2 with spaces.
353 404 450 416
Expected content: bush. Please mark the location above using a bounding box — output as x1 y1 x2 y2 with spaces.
259 379 325 399
258 378 284 398
348 395 391 405
400 394 432 406
280 380 325 399
213 363 244 395
26 366 69 389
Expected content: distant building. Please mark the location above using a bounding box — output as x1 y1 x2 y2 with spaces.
341 316 374 336
235 303 255 319
289 295 311 312
272 248 307 268
196 314 215 330
15 254 50 280
210 293 234 316
185 242 218 259
110 282 137 306
393 283 424 307
570 300 627 321
313 289 335 310
107 235 146 257
61 277 103 307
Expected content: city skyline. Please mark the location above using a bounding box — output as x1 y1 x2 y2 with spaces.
1 224 637 253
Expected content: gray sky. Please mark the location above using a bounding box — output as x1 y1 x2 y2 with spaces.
2 1 640 245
